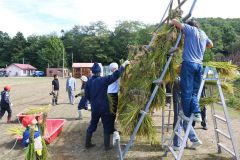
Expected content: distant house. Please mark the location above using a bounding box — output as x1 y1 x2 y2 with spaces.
72 63 103 78
6 63 37 77
46 68 69 77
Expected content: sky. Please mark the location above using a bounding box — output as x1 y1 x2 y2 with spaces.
0 0 239 37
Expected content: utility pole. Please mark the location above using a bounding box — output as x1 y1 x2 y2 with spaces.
72 52 73 65
22 58 24 64
61 29 65 78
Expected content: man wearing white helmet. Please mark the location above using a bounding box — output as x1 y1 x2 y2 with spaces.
107 62 120 131
76 75 88 120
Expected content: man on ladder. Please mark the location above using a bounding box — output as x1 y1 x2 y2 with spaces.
170 18 213 149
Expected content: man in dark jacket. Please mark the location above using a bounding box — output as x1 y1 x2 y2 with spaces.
85 60 130 150
0 85 13 123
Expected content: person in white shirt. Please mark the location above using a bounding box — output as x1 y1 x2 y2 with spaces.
107 62 120 131
66 72 76 105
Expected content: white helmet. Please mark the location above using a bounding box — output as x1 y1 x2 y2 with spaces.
80 75 88 82
109 62 118 71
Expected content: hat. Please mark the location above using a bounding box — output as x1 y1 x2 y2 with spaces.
81 75 88 82
4 85 11 91
109 63 118 71
91 63 101 74
22 116 35 127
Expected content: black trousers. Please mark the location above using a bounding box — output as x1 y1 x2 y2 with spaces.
0 105 12 119
192 106 207 127
108 93 118 131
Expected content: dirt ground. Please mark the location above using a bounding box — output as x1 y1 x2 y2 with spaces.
0 77 240 160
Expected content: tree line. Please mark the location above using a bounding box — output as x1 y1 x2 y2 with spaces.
0 18 240 71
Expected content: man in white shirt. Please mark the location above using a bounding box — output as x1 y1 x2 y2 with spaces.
107 62 120 131
66 72 76 105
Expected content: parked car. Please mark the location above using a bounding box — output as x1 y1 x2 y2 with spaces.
0 71 8 77
33 71 44 77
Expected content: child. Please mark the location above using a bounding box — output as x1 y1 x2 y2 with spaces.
76 75 88 120
22 115 43 158
51 74 59 105
0 85 13 123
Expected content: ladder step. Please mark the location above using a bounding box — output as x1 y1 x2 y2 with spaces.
166 93 173 97
204 78 218 81
164 109 174 111
174 131 183 141
217 102 223 105
215 129 231 139
213 114 226 122
168 146 178 159
163 123 173 126
153 79 163 84
179 112 190 122
217 143 236 157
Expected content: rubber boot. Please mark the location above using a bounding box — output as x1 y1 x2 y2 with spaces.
85 133 95 148
52 99 55 106
7 116 13 123
104 134 112 151
76 110 83 120
55 98 58 105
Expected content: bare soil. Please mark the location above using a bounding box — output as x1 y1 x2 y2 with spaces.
0 77 239 160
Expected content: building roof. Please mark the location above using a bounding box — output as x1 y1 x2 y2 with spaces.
72 63 94 68
7 63 37 70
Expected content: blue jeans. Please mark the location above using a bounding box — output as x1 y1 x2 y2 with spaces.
173 78 199 147
173 119 199 147
180 61 202 117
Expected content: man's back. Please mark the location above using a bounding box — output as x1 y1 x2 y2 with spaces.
182 24 211 64
1 91 9 106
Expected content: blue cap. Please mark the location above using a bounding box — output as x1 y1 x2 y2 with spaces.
91 63 101 74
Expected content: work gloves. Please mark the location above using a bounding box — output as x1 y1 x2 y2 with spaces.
121 60 130 68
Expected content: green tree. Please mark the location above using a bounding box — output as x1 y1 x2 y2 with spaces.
0 31 11 67
10 32 27 63
38 35 66 68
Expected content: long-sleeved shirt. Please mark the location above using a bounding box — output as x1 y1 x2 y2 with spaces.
0 91 10 108
107 78 120 94
66 77 76 91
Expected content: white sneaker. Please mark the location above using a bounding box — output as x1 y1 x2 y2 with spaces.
193 113 202 122
190 140 202 149
172 146 180 151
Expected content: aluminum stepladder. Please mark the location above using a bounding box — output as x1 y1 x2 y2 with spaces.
165 66 240 160
114 0 198 159
161 84 174 148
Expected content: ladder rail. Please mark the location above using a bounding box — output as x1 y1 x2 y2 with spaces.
177 114 194 160
209 86 222 153
214 68 239 159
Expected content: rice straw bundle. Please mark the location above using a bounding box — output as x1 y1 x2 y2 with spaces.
118 24 182 143
199 97 219 107
8 126 25 137
204 61 238 78
23 106 50 115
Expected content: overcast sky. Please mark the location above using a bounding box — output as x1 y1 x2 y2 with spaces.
0 0 239 37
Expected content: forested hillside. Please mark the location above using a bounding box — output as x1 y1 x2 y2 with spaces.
0 18 240 70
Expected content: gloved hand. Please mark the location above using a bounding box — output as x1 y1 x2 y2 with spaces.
113 131 120 145
10 103 13 107
121 60 130 68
